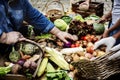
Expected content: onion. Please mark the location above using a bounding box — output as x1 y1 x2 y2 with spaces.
63 41 72 48
17 59 25 66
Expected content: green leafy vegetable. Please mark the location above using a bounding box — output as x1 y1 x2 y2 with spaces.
61 16 72 24
46 70 71 80
93 23 105 34
73 15 84 22
35 33 52 39
54 19 68 31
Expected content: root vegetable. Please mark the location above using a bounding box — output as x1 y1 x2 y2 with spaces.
11 64 22 74
60 47 84 55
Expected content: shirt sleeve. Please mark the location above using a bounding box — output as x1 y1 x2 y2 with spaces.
0 5 5 36
23 0 55 33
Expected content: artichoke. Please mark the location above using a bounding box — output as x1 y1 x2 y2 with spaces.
22 43 39 55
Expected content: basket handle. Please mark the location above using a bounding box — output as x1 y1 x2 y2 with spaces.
46 0 65 15
22 39 44 77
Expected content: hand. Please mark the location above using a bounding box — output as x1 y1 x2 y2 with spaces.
98 13 111 23
79 1 89 11
0 31 25 44
56 31 78 43
108 50 120 60
94 37 116 52
102 30 109 38
50 27 78 43
108 43 120 60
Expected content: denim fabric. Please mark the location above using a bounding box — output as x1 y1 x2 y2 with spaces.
0 0 54 53
0 0 54 35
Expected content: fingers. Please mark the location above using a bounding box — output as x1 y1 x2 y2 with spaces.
108 50 120 60
110 44 120 52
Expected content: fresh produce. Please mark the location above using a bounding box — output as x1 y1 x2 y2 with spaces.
54 19 68 31
17 59 25 66
60 47 84 55
11 64 22 74
61 16 72 24
0 63 14 76
22 43 39 55
47 62 55 72
35 33 52 39
63 41 72 48
45 47 69 70
73 15 85 22
85 14 100 21
46 70 71 80
9 47 20 63
93 23 105 34
37 57 48 77
68 20 94 39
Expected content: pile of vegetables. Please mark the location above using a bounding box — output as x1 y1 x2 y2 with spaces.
68 20 95 39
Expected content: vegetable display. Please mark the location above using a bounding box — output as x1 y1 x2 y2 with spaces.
9 47 20 63
54 19 68 31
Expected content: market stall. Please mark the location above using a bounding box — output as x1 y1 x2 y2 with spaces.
0 0 119 80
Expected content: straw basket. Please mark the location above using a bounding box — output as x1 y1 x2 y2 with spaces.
72 51 120 80
0 39 43 80
72 1 104 18
46 1 65 22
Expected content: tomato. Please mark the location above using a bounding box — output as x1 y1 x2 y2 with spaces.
71 44 76 48
75 43 80 47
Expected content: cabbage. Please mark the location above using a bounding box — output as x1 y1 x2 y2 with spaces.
93 23 105 34
73 15 85 22
54 19 68 31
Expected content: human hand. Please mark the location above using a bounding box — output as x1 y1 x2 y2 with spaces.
79 1 89 11
102 30 109 38
0 31 25 44
94 37 116 52
56 31 78 43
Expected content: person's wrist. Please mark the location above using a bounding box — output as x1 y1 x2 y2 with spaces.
50 27 61 36
0 32 7 44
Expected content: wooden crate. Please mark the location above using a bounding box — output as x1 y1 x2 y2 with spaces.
72 1 104 17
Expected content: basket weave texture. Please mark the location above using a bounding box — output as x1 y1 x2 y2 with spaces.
73 51 120 80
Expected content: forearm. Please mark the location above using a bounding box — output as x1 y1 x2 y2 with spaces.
113 31 120 39
108 19 120 32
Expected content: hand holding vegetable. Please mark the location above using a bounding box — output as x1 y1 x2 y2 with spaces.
50 27 78 43
0 31 25 44
94 37 116 52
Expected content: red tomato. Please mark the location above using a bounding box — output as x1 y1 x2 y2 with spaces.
75 43 80 47
71 44 76 48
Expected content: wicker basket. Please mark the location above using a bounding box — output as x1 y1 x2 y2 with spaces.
72 51 120 80
46 1 65 22
72 1 104 18
0 39 43 80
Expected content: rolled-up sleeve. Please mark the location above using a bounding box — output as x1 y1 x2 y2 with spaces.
23 0 54 33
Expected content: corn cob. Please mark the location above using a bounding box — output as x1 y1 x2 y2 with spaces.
45 47 69 70
47 62 55 72
37 57 48 77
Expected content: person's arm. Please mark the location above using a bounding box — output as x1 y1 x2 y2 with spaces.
23 0 54 33
0 5 25 44
23 0 78 43
107 19 120 36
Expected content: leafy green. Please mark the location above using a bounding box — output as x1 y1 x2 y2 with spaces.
46 70 71 80
35 33 52 39
61 16 72 24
